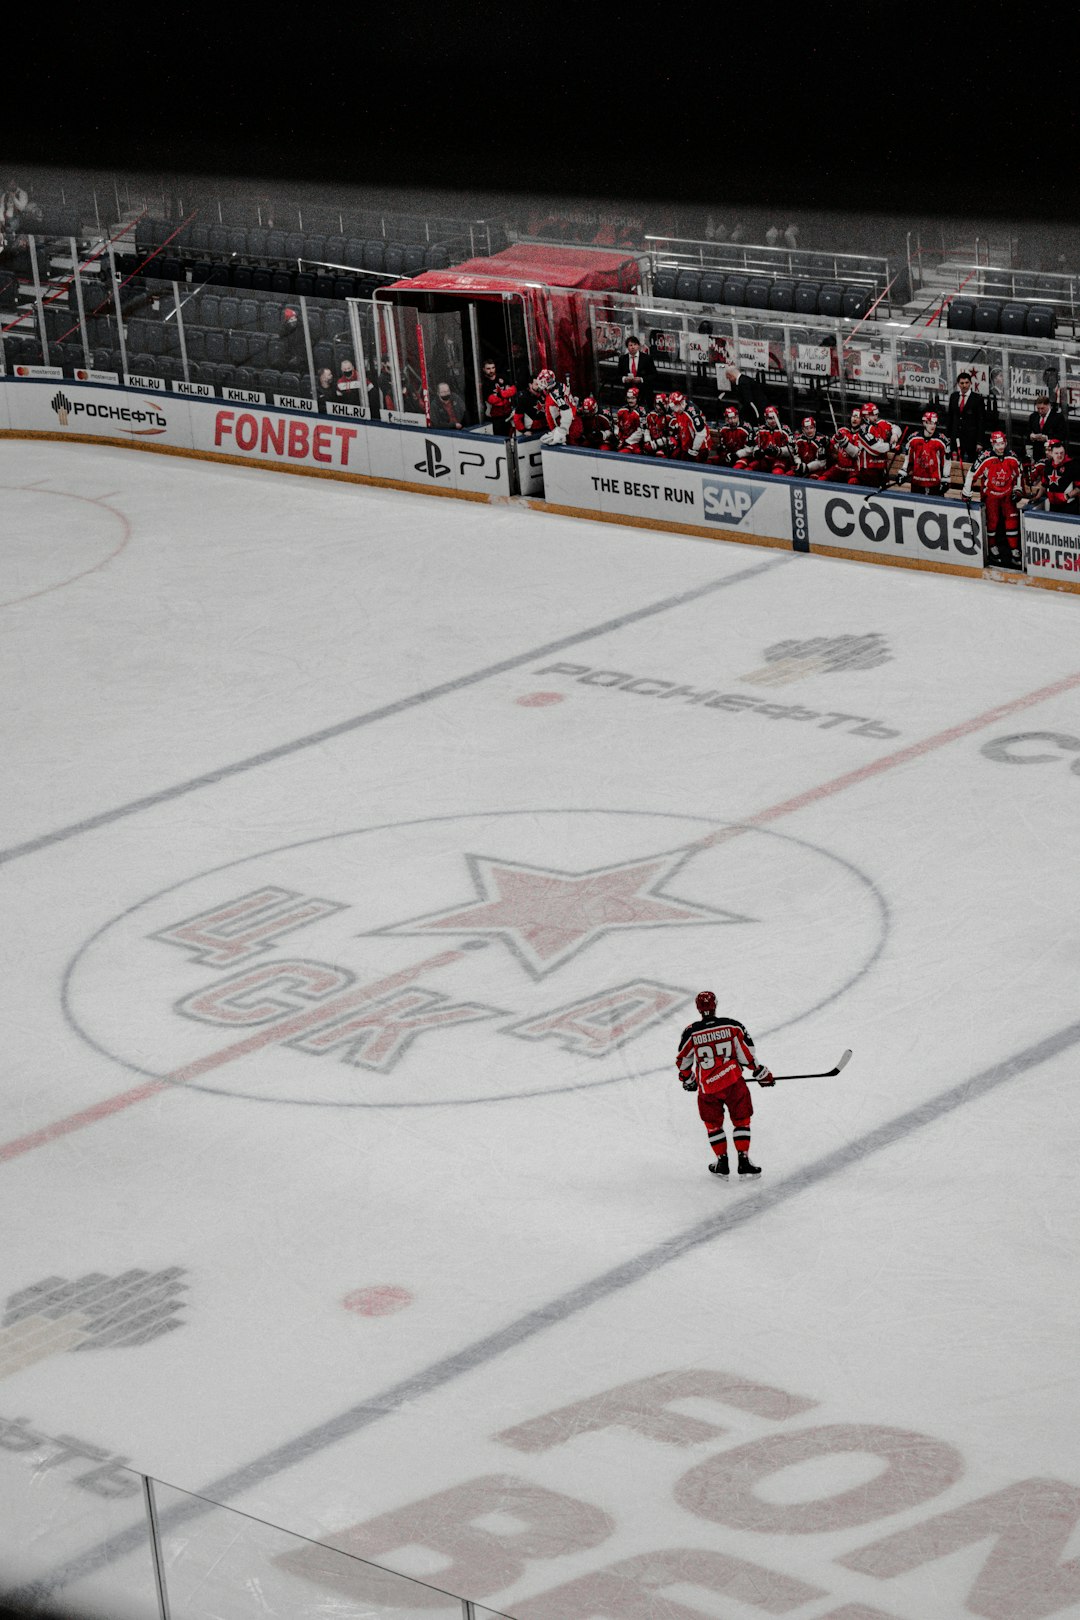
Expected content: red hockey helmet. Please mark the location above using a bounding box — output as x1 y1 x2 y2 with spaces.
625 385 641 404
581 396 598 413
1049 439 1067 463
764 405 780 424
723 405 740 424
860 401 877 417
922 408 939 425
989 429 1008 449
695 991 717 1016
801 415 817 432
668 391 686 411
654 392 669 409
535 368 556 391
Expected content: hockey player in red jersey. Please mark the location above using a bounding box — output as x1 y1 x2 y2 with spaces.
666 392 712 461
854 401 896 487
714 403 753 468
964 429 1024 568
643 393 673 457
793 414 827 476
677 991 774 1176
568 396 613 451
751 405 795 475
900 409 952 496
819 406 863 482
616 386 646 453
1026 438 1079 514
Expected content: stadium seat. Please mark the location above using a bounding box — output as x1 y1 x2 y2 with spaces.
947 298 975 330
285 232 306 260
135 218 156 253
698 272 725 304
158 257 183 283
303 234 326 264
252 268 273 291
293 273 315 298
982 271 1010 297
231 265 253 289
236 299 258 329
245 227 268 259
794 281 820 313
265 230 286 261
333 277 357 299
270 270 293 293
218 296 239 330
186 224 210 255
314 341 333 371
184 329 206 362
193 362 216 386
652 268 678 299
259 370 282 395
227 333 249 365
674 269 701 302
974 300 1002 332
1026 304 1057 339
323 235 347 265
207 225 228 255
259 303 280 333
235 367 258 390
817 282 844 317
403 245 426 277
722 275 747 307
197 295 220 327
383 243 406 277
361 239 385 272
322 307 347 337
999 303 1028 337
129 351 153 376
225 227 247 257
279 371 302 394
744 278 772 310
842 285 872 318
769 280 795 312
424 243 451 271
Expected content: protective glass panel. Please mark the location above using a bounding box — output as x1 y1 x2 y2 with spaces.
1001 347 1063 453
419 307 471 429
152 1479 464 1620
0 1443 156 1619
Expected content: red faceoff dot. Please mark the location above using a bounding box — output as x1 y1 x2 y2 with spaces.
515 692 566 707
343 1285 413 1317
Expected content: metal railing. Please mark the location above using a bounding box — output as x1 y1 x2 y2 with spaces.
645 234 892 299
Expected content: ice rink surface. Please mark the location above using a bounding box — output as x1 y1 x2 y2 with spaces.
2 440 1080 1620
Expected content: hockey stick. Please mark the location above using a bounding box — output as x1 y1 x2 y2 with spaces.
770 1049 852 1082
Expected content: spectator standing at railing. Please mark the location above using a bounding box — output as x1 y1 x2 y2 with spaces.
276 307 306 372
945 372 986 473
1024 391 1067 463
619 335 658 404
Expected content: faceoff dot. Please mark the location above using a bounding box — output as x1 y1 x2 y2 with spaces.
515 692 565 707
343 1285 413 1317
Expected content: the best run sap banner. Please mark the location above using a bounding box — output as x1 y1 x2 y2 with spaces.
540 446 985 574
0 379 515 496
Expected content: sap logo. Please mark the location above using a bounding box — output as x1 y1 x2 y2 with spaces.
415 440 452 479
702 479 765 525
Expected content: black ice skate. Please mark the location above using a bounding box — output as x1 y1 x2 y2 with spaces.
737 1152 762 1176
709 1157 729 1176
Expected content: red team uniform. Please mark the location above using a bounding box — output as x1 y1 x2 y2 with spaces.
818 410 863 482
751 408 795 475
715 406 752 467
1028 440 1079 513
644 395 673 457
793 416 827 476
964 432 1023 567
854 403 896 487
667 392 711 460
902 411 952 495
677 991 774 1176
616 389 645 452
568 397 612 450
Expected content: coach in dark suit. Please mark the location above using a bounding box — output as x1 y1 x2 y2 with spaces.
619 335 658 402
1025 392 1068 459
722 365 766 424
946 372 986 467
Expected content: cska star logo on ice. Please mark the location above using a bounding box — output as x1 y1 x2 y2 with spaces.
740 633 893 687
0 1269 188 1381
65 811 886 1108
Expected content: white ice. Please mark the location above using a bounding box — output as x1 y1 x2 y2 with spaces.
2 441 1080 1620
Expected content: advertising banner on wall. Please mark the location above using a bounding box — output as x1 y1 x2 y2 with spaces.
540 446 796 544
803 484 984 571
1021 509 1080 586
1 378 192 447
194 402 373 479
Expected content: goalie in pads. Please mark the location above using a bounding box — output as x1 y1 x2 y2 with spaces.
676 991 774 1176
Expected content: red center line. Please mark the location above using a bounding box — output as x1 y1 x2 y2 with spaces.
5 666 1080 1168
0 948 468 1164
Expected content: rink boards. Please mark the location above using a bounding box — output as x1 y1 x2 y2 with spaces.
2 377 1079 591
